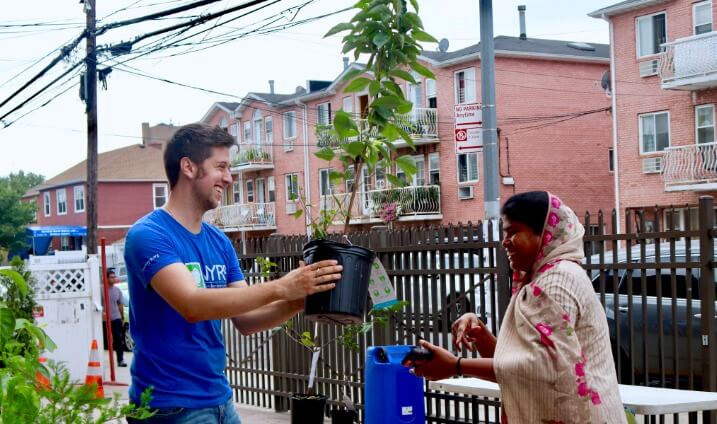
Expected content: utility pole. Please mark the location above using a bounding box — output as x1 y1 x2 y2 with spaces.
479 0 500 220
85 0 98 255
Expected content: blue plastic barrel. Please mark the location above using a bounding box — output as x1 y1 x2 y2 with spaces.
364 345 425 424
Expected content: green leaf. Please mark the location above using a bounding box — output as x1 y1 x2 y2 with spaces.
396 155 417 176
402 12 423 29
369 79 380 97
333 110 359 138
394 125 415 148
409 60 435 79
372 95 402 110
292 209 303 219
0 269 28 297
344 77 371 93
368 4 391 16
344 142 365 158
411 29 438 43
324 22 354 38
341 66 365 82
409 0 419 13
383 80 405 99
389 69 417 84
395 100 413 114
381 123 400 141
314 147 335 162
372 33 390 48
329 171 345 186
386 174 405 187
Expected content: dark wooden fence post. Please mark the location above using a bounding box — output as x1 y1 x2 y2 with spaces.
370 225 391 346
698 196 717 424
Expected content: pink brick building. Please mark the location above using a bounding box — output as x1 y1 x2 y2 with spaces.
200 34 614 243
590 0 717 232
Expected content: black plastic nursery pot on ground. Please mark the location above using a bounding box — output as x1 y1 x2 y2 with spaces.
290 394 327 424
302 239 375 325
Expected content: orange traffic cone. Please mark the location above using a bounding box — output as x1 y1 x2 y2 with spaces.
35 355 51 390
84 339 105 398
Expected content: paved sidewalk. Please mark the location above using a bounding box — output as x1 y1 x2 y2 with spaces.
102 350 291 423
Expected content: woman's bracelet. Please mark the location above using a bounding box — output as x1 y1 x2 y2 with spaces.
456 357 463 377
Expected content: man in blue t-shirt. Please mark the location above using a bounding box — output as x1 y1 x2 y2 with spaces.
124 124 342 424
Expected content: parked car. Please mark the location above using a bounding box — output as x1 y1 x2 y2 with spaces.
587 241 717 387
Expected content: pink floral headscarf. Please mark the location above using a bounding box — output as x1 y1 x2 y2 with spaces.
511 192 585 295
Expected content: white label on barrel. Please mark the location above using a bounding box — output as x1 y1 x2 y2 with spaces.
401 406 413 416
368 258 397 309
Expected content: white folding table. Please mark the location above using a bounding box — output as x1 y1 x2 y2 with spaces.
429 377 717 417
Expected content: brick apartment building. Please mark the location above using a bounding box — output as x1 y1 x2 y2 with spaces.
590 0 716 232
201 31 615 243
22 123 177 253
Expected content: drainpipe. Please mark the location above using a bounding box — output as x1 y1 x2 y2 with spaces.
608 19 621 238
298 100 312 239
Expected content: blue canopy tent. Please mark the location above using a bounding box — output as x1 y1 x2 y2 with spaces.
25 225 87 256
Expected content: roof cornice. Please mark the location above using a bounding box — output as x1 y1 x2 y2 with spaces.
588 0 669 20
421 50 609 68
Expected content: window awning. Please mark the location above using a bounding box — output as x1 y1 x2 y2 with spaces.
26 225 87 237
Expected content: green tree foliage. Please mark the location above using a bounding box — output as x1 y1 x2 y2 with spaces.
0 171 45 259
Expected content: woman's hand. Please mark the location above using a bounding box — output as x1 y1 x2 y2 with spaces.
411 340 458 381
451 313 496 357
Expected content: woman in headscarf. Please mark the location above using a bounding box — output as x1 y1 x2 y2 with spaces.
412 191 626 424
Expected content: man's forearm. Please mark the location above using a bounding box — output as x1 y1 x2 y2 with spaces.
231 298 303 336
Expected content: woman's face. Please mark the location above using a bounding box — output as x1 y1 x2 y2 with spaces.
502 216 542 273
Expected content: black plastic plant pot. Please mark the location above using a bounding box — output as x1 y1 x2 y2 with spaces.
331 409 356 423
303 239 375 325
290 394 327 424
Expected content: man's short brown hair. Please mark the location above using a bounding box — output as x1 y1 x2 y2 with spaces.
164 123 235 189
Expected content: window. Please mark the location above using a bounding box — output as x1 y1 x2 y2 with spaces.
56 188 67 215
696 104 715 144
375 166 386 189
60 236 71 251
346 165 355 193
265 117 273 144
426 79 437 108
429 152 440 184
219 117 228 132
458 153 479 183
233 181 240 204
342 96 353 113
636 12 666 57
268 176 276 202
318 102 332 125
412 155 425 186
243 121 251 144
694 1 713 35
246 180 254 203
319 168 333 196
253 110 263 145
285 174 299 202
73 185 85 212
639 111 670 154
153 183 168 208
44 192 51 217
283 111 296 139
407 76 423 108
229 123 238 142
608 149 615 172
454 68 476 104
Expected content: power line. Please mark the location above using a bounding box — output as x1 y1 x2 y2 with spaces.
96 0 225 36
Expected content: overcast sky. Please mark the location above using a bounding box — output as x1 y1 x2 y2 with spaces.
0 0 616 179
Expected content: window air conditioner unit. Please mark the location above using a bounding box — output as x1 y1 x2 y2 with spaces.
286 202 297 214
458 186 474 200
639 59 659 77
642 157 662 174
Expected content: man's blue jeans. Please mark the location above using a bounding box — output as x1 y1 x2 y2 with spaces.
127 398 241 424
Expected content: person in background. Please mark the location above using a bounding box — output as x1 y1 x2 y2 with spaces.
106 268 127 367
412 191 626 424
124 123 342 424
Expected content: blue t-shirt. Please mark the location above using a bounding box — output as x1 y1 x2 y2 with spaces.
124 209 244 408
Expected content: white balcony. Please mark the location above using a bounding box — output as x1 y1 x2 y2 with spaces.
321 185 441 225
231 144 274 173
315 107 439 149
663 142 717 191
659 32 717 91
203 202 276 231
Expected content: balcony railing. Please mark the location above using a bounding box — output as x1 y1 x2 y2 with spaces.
230 144 274 172
659 31 717 90
203 202 276 230
321 185 441 224
663 142 717 191
315 107 438 149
